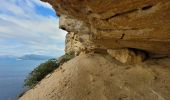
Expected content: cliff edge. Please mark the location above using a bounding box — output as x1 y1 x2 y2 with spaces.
20 0 170 100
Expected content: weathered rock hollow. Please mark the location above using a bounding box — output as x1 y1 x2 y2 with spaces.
43 0 170 55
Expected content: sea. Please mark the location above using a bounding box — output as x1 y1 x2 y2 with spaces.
0 57 46 100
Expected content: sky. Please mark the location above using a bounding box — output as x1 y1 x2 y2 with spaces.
0 0 67 57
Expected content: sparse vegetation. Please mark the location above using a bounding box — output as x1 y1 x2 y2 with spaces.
24 52 75 88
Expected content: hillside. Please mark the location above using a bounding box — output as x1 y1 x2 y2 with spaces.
18 54 52 60
20 54 170 100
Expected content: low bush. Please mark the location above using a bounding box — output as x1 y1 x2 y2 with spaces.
24 52 75 88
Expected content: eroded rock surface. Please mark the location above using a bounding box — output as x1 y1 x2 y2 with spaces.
107 48 146 64
20 0 170 100
43 0 170 54
65 32 100 55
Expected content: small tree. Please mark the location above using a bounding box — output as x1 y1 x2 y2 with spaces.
24 59 59 87
24 53 75 88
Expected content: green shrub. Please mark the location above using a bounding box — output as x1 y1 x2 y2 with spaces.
24 53 75 88
57 52 75 64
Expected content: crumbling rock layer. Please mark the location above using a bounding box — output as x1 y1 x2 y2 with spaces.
43 0 170 55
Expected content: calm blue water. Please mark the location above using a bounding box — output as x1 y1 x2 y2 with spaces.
0 57 45 100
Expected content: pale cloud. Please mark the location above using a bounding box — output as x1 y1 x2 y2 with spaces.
0 0 66 57
31 0 53 9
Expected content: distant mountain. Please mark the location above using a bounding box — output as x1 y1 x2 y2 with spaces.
18 54 52 60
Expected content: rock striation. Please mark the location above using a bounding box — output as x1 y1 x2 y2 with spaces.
43 0 170 55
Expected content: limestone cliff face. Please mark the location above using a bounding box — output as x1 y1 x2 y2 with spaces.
65 32 86 55
20 0 170 100
65 32 96 55
43 0 170 55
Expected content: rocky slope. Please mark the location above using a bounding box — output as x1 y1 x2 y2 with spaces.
20 54 170 100
20 0 170 100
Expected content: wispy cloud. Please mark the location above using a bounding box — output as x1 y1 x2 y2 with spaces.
0 0 66 57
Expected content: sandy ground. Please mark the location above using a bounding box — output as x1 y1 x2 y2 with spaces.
20 53 170 100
